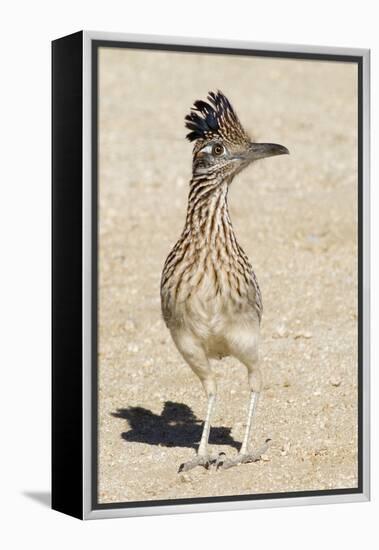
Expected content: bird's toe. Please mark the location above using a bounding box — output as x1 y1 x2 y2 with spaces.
178 453 221 473
216 439 271 470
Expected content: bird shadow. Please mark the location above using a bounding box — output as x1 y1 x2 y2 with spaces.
112 401 241 450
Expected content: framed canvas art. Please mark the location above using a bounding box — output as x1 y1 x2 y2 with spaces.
52 31 370 519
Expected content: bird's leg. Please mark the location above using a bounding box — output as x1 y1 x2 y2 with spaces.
179 387 218 473
198 392 215 456
177 359 220 472
217 365 270 469
240 390 259 455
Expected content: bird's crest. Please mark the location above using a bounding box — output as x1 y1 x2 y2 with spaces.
185 90 250 146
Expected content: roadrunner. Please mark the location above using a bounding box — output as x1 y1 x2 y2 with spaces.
161 91 289 471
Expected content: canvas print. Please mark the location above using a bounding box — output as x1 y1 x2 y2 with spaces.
96 46 359 505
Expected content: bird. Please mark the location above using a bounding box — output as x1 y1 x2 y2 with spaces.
160 90 289 472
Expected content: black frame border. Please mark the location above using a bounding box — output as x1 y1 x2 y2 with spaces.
91 40 364 512
52 31 84 519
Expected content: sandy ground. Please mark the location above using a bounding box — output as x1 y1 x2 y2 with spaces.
97 48 358 504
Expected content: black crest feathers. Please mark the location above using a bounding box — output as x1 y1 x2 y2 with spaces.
185 90 249 145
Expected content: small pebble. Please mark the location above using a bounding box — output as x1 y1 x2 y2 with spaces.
123 319 136 332
294 331 313 339
179 474 191 483
272 324 289 338
127 343 139 353
281 442 291 456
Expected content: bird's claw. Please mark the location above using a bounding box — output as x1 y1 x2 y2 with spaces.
214 452 227 469
216 439 271 470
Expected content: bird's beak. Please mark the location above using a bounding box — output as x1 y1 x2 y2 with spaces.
247 142 289 162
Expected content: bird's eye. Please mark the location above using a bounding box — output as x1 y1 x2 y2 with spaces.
213 144 224 156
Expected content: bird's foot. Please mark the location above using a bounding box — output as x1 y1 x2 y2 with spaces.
178 453 223 473
216 439 271 470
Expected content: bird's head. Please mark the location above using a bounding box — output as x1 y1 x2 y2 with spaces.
185 90 289 180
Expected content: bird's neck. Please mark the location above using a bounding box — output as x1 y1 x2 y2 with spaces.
184 175 234 246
